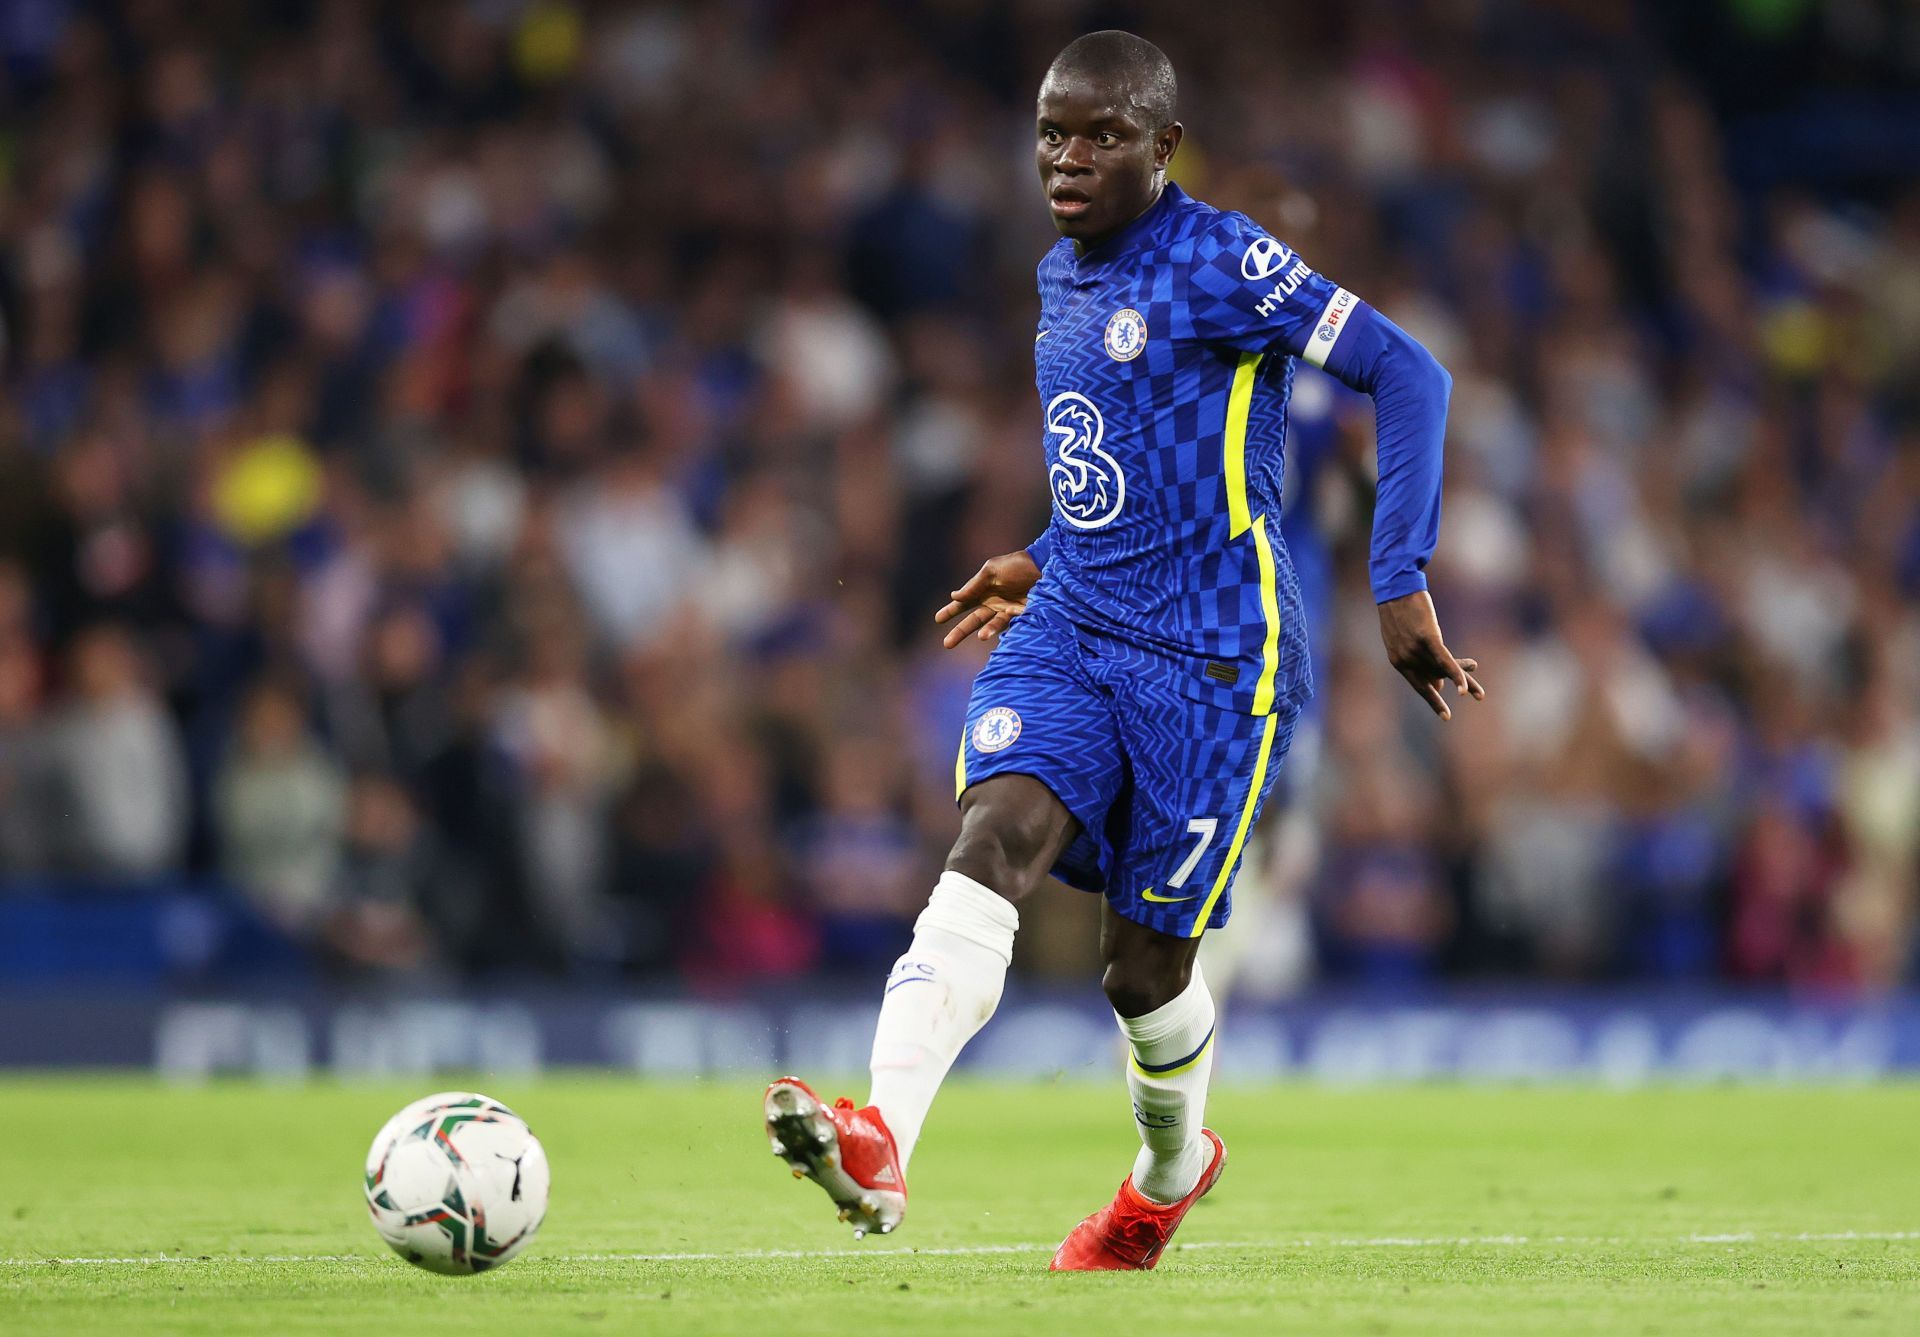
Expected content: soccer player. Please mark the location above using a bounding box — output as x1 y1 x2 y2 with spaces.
764 30 1483 1270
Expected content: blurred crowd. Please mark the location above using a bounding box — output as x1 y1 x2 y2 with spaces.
1 0 1918 993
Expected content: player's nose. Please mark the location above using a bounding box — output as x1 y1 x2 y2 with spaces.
1053 136 1095 173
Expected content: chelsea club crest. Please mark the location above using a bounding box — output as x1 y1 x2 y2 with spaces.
1104 308 1147 362
971 707 1022 754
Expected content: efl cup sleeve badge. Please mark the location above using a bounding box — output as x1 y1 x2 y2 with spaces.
1104 308 1147 362
1303 287 1356 368
971 707 1022 754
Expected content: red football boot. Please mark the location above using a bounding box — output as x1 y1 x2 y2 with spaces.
763 1076 906 1239
1049 1128 1226 1271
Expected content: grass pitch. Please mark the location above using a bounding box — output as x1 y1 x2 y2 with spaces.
1 1076 1917 1334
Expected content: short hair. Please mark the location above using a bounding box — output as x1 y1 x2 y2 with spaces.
1042 30 1178 129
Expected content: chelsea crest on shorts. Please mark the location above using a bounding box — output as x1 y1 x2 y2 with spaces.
971 707 1022 753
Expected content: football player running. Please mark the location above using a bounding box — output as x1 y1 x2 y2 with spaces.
765 29 1483 1270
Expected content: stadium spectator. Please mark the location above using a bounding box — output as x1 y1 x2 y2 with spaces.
0 624 58 875
51 624 189 878
323 774 444 976
0 0 1915 996
214 678 346 930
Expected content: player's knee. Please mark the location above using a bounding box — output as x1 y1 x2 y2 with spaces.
945 823 1045 903
1101 955 1191 1019
946 785 1066 903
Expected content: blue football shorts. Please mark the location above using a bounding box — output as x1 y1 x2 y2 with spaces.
955 607 1299 938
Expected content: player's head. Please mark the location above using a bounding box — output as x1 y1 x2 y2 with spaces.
1036 30 1182 247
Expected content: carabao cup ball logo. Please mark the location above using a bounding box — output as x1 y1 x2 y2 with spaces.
972 707 1021 754
1046 391 1125 530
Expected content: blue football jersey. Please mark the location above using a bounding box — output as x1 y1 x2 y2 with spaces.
1024 182 1448 717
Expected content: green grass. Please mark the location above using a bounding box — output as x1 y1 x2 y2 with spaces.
1 1076 1917 1334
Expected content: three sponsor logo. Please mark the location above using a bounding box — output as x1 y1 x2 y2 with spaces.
1045 390 1126 529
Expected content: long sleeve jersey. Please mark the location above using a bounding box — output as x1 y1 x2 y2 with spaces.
1021 182 1450 715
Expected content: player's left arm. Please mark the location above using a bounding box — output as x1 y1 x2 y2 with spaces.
1187 216 1485 719
1323 302 1485 720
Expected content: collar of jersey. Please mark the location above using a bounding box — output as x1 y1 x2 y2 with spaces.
1066 182 1185 283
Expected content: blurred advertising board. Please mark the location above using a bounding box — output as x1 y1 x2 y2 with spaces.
0 989 1908 1085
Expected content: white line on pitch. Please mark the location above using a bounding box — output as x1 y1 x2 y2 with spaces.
4 1230 1917 1266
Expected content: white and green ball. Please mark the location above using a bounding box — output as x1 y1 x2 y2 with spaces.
363 1091 550 1275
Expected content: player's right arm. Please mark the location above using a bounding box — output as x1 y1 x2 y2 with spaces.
1185 213 1485 718
936 548 1041 649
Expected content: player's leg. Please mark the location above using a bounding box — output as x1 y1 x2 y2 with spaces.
1099 904 1216 1204
1052 691 1296 1270
769 781 1072 1239
864 773 1077 1172
768 610 1123 1238
1098 699 1291 1208
1196 710 1325 1010
1050 904 1227 1270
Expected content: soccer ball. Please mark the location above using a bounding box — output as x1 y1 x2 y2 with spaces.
363 1091 550 1275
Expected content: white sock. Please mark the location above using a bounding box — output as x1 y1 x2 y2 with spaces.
866 870 1018 1174
1119 967 1216 1204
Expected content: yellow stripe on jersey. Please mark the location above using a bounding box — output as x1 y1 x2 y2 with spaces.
1222 352 1281 715
1187 711 1280 938
1222 352 1263 539
954 732 968 800
1249 513 1281 716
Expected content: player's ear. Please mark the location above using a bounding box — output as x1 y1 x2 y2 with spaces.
1155 121 1183 171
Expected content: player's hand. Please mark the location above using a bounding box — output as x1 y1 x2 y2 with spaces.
1378 590 1485 721
936 551 1042 649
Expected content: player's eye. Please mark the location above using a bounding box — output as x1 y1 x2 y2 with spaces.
1095 132 1119 148
1041 129 1062 145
